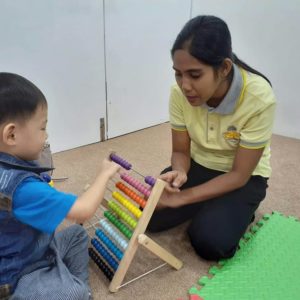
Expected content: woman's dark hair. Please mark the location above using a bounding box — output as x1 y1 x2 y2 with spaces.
0 72 47 125
171 15 271 85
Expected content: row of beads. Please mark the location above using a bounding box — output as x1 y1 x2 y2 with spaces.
116 182 146 208
108 200 137 229
104 210 133 239
112 191 142 219
95 228 123 261
120 173 151 197
99 219 128 251
110 153 132 170
91 238 119 271
89 247 114 281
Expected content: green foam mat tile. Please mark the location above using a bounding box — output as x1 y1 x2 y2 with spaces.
189 212 300 300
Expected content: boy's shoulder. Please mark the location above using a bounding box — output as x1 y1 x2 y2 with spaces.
0 153 51 204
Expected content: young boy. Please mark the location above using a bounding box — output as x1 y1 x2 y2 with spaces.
0 73 120 300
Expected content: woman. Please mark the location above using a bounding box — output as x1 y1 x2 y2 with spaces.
148 15 276 260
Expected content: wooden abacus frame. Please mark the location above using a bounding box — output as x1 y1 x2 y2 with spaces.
88 173 183 292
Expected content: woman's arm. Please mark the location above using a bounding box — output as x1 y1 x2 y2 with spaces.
159 129 190 191
171 129 191 174
159 145 264 208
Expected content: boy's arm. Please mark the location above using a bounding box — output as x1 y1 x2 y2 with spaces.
67 159 120 223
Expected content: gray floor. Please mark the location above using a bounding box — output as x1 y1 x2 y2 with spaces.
52 123 300 300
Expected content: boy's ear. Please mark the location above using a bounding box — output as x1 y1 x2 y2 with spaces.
2 123 17 146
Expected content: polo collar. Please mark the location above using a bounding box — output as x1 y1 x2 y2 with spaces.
202 64 243 115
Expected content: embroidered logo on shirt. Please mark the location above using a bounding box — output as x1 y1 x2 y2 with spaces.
223 126 240 146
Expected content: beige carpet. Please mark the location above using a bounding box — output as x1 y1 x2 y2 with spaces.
52 123 300 300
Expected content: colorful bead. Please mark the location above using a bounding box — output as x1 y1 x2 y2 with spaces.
91 238 119 271
89 247 114 281
110 153 132 170
104 211 133 239
120 173 151 197
116 182 146 208
95 228 123 261
99 219 129 251
112 191 142 218
145 175 156 187
108 201 137 229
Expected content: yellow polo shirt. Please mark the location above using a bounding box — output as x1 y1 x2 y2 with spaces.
169 65 276 177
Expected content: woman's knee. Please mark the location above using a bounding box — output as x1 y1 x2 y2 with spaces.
187 226 237 260
147 217 167 232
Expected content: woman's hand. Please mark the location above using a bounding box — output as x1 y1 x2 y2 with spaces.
159 170 187 192
156 189 184 210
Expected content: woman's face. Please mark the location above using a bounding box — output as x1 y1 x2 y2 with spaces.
172 49 229 107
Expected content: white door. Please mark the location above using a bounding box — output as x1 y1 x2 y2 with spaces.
0 1 107 152
104 0 191 138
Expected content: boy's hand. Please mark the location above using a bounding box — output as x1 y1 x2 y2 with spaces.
100 158 121 178
68 158 120 223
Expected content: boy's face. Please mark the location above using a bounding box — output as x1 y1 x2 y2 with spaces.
15 105 48 161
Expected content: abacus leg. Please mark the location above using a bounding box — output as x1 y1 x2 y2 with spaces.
138 234 183 270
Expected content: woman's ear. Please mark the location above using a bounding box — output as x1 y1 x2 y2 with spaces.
221 58 233 78
2 123 17 146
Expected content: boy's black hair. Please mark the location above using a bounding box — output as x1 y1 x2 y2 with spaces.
0 72 47 125
171 15 271 85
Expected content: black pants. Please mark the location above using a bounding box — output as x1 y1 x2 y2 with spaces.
147 159 268 260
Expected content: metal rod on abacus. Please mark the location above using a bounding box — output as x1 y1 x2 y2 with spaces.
84 209 106 232
110 152 144 177
85 221 97 237
118 263 167 289
52 177 69 182
109 153 156 187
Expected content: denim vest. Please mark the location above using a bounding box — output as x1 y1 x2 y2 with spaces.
0 152 54 293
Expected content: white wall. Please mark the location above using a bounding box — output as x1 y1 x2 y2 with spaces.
1 1 298 154
191 0 300 139
0 1 106 153
105 0 191 138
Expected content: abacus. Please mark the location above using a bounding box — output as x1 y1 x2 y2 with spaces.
85 153 183 292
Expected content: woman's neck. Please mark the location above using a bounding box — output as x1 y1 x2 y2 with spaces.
207 72 234 108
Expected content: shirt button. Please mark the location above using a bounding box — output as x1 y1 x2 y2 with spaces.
210 126 214 130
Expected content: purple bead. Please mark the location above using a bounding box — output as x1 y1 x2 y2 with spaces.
145 176 156 186
110 153 132 170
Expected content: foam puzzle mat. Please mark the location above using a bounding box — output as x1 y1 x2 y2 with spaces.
189 212 300 300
